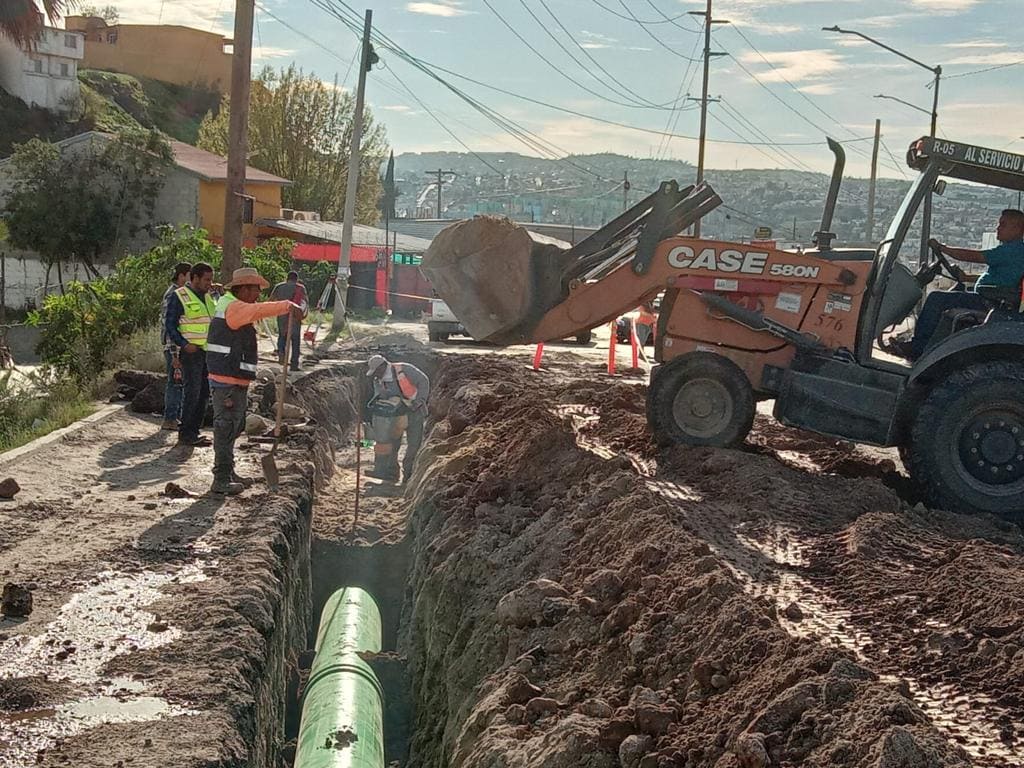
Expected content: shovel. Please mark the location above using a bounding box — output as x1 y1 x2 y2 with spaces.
261 313 294 488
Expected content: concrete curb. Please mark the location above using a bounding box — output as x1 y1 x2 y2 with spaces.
0 402 127 467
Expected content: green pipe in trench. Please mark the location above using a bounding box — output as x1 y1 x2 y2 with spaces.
294 587 385 768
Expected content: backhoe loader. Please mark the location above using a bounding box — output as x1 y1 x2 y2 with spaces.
421 136 1024 517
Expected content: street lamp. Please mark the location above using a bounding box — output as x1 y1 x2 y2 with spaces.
825 25 942 262
874 93 931 117
823 26 940 136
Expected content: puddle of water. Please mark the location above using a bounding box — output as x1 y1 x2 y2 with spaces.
0 564 208 684
0 563 209 764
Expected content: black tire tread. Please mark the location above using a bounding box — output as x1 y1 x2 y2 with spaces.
909 359 1024 516
647 352 755 448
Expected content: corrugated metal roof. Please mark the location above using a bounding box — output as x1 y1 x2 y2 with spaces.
259 219 434 252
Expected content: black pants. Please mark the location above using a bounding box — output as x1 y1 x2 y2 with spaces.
277 317 301 368
212 385 248 479
178 348 209 442
402 408 425 480
910 291 988 358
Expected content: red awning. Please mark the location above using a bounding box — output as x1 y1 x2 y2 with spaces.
291 243 385 263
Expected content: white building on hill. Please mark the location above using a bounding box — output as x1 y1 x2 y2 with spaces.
0 25 83 112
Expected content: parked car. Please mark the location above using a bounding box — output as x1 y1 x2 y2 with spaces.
426 298 467 343
425 298 593 345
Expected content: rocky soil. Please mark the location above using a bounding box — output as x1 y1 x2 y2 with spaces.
399 352 1024 768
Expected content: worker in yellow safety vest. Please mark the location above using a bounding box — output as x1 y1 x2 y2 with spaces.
365 354 430 484
165 262 217 449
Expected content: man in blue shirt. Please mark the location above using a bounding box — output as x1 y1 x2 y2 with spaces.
165 263 216 448
160 262 192 430
905 209 1024 359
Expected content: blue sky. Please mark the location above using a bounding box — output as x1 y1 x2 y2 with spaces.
108 0 1022 178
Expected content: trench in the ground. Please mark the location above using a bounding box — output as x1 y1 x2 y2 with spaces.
277 351 441 767
266 350 1022 768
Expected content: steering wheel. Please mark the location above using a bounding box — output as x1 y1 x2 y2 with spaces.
916 241 967 288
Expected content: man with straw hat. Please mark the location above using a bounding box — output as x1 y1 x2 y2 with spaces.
206 267 304 495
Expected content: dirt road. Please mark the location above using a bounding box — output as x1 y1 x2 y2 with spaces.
2 320 1022 767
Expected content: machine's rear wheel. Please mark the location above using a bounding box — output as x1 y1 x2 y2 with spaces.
909 360 1024 516
576 330 593 345
647 352 755 447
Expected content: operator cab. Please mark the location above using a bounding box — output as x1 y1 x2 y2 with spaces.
859 137 1024 369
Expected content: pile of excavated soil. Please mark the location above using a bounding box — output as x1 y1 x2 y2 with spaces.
400 356 976 767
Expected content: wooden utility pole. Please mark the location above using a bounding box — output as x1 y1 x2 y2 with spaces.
866 118 881 243
332 9 373 331
221 0 255 281
688 0 727 238
427 169 457 218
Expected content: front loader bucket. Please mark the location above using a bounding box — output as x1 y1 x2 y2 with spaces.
420 216 574 344
420 183 721 345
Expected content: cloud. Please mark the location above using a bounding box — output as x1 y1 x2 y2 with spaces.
100 0 230 32
406 1 470 17
579 30 617 50
380 105 415 113
943 40 1007 49
909 0 979 10
856 13 917 28
947 51 1024 66
252 46 296 61
798 83 837 95
739 49 844 83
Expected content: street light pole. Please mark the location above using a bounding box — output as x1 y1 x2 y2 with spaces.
824 25 941 264
873 93 931 116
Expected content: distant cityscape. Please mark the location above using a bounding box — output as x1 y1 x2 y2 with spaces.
394 151 1019 254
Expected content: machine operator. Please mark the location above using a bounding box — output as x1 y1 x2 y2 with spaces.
897 208 1024 360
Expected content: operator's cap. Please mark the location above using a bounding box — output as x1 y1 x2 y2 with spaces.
366 354 388 376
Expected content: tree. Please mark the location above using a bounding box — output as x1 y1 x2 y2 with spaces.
198 65 389 223
2 130 173 280
79 4 119 22
0 0 71 46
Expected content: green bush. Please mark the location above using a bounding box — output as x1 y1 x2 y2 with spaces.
29 226 301 382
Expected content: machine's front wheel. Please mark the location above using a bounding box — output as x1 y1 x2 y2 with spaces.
909 360 1024 517
647 352 755 448
576 330 593 345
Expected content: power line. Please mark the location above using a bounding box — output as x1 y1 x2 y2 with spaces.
656 19 704 160
313 0 854 149
615 0 701 61
480 0 681 109
945 59 1024 80
880 136 910 180
590 0 693 25
534 0 684 109
642 0 703 33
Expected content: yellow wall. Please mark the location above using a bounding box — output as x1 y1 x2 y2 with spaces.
71 23 232 91
198 180 284 244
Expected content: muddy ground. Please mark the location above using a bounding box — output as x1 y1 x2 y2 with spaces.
395 347 1024 768
2 321 1023 768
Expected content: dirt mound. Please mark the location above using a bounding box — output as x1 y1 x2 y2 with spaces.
401 357 971 767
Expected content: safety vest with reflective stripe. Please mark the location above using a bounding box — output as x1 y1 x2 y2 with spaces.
375 363 419 401
206 293 259 381
175 286 217 348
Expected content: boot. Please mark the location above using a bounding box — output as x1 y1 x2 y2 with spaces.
210 477 243 496
231 471 255 488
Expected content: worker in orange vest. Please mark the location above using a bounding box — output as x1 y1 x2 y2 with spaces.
366 354 430 484
635 301 658 347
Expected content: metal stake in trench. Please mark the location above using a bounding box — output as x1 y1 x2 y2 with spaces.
353 414 362 533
